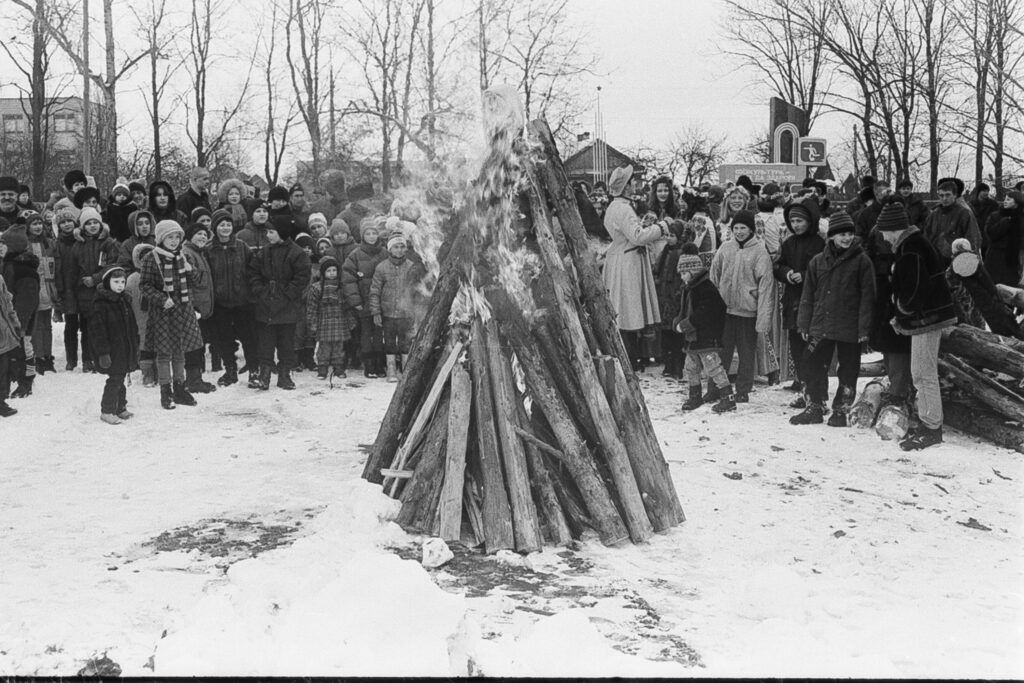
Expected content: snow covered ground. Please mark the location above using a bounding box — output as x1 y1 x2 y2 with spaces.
1 331 1022 677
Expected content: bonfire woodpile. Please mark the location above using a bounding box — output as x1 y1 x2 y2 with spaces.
361 98 683 552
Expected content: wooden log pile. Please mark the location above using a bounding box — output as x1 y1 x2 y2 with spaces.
362 98 684 552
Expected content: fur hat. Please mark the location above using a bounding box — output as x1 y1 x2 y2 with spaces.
387 233 408 251
268 214 295 241
975 182 991 194
308 212 328 229
875 198 910 233
79 206 104 228
73 186 101 209
607 165 634 198
294 233 314 250
155 219 185 246
100 265 127 288
0 224 28 253
217 178 247 205
63 169 87 191
267 186 290 203
329 217 350 238
111 177 131 197
128 180 146 195
0 176 19 193
736 175 755 194
132 243 155 270
731 209 756 230
210 209 234 231
827 211 855 236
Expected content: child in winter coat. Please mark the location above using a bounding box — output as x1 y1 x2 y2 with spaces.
207 210 256 386
88 265 139 424
654 219 687 379
675 246 733 413
292 233 319 371
342 218 388 378
24 211 59 374
0 226 39 399
237 203 272 252
126 243 157 386
0 274 23 417
306 256 356 379
369 233 425 381
790 212 875 427
117 210 156 273
52 207 85 370
709 209 774 403
182 223 216 393
216 178 250 232
70 207 121 373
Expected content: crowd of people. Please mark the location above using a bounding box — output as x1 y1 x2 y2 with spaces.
585 167 1024 451
0 168 427 423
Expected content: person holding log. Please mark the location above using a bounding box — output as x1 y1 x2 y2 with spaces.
879 197 958 451
602 165 673 373
789 212 875 426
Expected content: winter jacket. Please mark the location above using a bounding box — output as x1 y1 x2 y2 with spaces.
369 256 425 319
971 196 1000 240
182 242 214 319
237 220 272 252
342 243 387 317
890 227 957 336
673 271 726 352
983 206 1023 287
709 233 774 333
248 239 311 325
27 233 58 311
176 186 211 222
324 236 359 265
206 235 253 308
0 276 22 355
104 199 136 242
53 231 79 314
117 210 156 272
138 248 204 356
774 199 826 330
654 243 684 328
70 226 121 317
125 271 149 352
863 227 910 353
307 275 356 343
897 194 929 228
797 241 875 343
853 201 883 240
88 285 139 375
602 196 664 330
147 181 189 226
1 248 41 330
923 203 982 264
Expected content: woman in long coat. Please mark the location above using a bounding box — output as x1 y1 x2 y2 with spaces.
602 165 673 371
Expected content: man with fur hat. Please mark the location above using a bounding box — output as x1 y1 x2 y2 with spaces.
73 186 102 211
88 265 139 424
925 179 982 265
52 169 87 216
853 179 890 239
969 182 999 234
0 176 23 224
370 232 426 381
342 216 388 377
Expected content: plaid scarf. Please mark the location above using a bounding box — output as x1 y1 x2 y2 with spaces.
152 245 190 304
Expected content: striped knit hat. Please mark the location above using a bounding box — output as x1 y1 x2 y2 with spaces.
827 211 855 236
875 199 909 233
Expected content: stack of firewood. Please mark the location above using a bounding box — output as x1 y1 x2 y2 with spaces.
361 109 684 553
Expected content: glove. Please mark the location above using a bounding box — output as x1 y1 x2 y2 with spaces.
373 314 383 327
99 354 111 370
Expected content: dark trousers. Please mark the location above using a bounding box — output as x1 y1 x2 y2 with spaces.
359 317 384 372
788 329 808 383
884 351 912 399
210 305 257 368
64 312 90 365
100 373 127 414
0 348 11 399
802 338 861 406
382 316 412 354
257 322 297 370
719 314 758 394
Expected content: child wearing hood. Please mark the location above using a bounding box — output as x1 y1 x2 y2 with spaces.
307 256 356 378
216 178 250 232
370 233 425 382
117 209 156 272
675 245 732 412
182 222 217 393
790 212 875 427
24 211 58 374
70 207 121 373
148 180 189 226
88 265 139 424
126 243 157 386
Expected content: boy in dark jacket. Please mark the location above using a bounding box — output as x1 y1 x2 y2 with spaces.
53 207 84 370
790 212 875 427
89 266 139 424
879 199 958 450
675 248 733 413
207 209 256 386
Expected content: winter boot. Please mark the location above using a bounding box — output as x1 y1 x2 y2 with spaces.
333 365 347 379
173 382 197 406
10 376 34 399
160 384 176 410
257 365 272 390
317 365 329 379
828 385 854 427
899 426 943 451
784 379 803 392
0 400 17 417
734 391 749 403
100 413 122 425
247 365 262 389
701 384 720 404
385 355 399 383
789 402 825 425
277 367 296 390
767 370 780 386
681 385 704 411
185 366 216 394
303 349 318 371
35 357 47 375
217 361 239 387
65 360 77 371
82 359 96 373
789 393 807 409
712 390 737 413
141 358 158 387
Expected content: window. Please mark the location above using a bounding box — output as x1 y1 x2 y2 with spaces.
2 114 26 134
779 130 794 164
53 113 77 133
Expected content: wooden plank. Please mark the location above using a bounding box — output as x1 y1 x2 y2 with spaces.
395 394 450 533
438 363 472 541
515 401 573 547
379 469 414 480
941 324 1024 380
938 354 1024 420
849 378 888 428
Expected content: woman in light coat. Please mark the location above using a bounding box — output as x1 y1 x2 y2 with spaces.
602 165 673 371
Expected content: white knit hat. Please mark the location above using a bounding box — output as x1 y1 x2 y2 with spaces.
155 219 184 246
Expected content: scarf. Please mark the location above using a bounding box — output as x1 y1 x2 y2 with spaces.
152 245 190 304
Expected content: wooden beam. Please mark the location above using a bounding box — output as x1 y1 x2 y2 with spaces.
438 362 472 542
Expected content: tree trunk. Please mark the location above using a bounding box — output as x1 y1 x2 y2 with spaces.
103 0 117 173
396 393 450 533
30 0 45 197
849 378 888 428
943 397 1024 453
438 363 472 541
940 325 1024 379
938 354 1024 420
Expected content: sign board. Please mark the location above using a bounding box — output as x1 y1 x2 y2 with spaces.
718 163 806 184
798 138 827 166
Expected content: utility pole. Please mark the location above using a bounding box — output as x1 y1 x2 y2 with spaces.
81 0 91 175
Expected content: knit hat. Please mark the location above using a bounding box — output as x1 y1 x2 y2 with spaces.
315 236 333 253
387 233 407 251
731 209 755 230
896 178 913 190
267 185 290 202
73 186 101 208
0 176 19 193
79 206 104 229
607 165 634 198
210 208 234 231
289 182 304 196
329 217 350 238
63 169 87 191
318 255 340 279
21 210 42 227
827 211 855 236
0 224 28 254
132 243 155 270
111 177 130 197
100 265 127 288
55 207 78 226
185 221 211 240
128 180 146 195
677 253 703 276
155 219 184 246
359 216 380 239
788 204 811 225
308 212 328 229
294 233 314 250
875 198 910 233
268 214 295 241
190 206 211 223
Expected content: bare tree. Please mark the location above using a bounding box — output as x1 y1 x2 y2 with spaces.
983 0 1024 188
284 0 334 179
913 0 955 192
129 0 180 179
261 1 299 185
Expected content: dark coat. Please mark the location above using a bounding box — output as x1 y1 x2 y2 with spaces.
891 228 957 335
70 227 121 317
853 201 883 239
138 248 205 356
248 239 311 324
774 199 826 330
971 196 1000 240
53 232 78 314
898 194 930 228
575 186 610 241
342 243 387 317
117 210 156 272
674 271 726 352
182 242 214 319
1 249 41 330
983 206 1023 287
797 241 876 343
923 203 982 263
88 286 139 375
654 243 684 328
863 227 911 353
104 199 136 242
176 186 212 222
207 235 253 308
237 221 272 252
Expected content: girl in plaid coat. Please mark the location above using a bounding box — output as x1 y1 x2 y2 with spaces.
306 256 356 379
